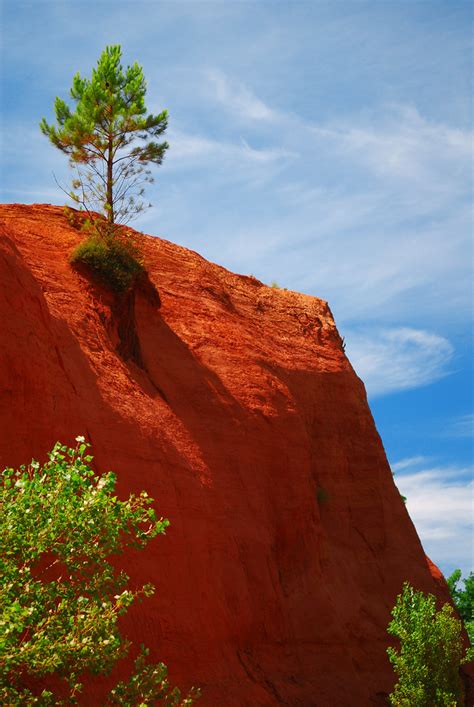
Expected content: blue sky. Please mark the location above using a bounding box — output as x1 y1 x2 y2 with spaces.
1 0 472 578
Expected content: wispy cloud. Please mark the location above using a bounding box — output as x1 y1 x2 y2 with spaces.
392 458 473 576
391 456 431 473
311 104 473 193
156 96 472 325
205 68 278 122
445 414 474 438
166 127 296 167
344 327 454 397
1 0 471 579
2 8 472 332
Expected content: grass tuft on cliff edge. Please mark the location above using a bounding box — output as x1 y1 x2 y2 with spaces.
71 236 143 293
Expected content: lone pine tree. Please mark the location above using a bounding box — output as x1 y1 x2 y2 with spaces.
40 45 169 228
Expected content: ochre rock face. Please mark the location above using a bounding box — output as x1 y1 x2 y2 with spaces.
0 204 468 705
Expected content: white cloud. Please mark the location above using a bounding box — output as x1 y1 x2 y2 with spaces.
311 104 473 195
344 327 454 397
166 127 295 166
391 456 431 473
393 459 473 576
205 68 278 122
446 414 474 438
153 98 472 326
3 44 472 329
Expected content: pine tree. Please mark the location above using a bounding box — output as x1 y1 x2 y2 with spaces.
40 45 169 229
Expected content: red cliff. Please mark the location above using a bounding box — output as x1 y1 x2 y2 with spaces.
0 203 469 705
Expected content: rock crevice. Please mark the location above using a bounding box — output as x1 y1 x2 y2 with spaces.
0 203 467 706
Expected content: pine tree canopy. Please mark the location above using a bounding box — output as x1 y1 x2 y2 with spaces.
40 45 169 226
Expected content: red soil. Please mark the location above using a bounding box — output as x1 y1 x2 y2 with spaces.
0 203 470 705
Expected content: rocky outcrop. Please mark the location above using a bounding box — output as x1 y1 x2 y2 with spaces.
0 203 469 705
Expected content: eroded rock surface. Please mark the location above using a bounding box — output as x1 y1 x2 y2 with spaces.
0 204 468 705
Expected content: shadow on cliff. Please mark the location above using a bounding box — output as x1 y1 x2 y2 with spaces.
0 233 215 700
0 236 194 483
132 286 250 476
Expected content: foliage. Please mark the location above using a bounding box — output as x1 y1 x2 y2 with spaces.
40 45 168 227
447 569 474 648
107 646 198 706
70 229 143 292
269 280 288 291
387 582 467 706
0 439 198 705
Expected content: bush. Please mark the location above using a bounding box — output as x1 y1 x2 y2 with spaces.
0 438 199 705
387 582 467 706
70 234 143 292
447 569 474 648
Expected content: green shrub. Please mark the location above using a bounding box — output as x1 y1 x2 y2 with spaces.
447 569 474 648
387 582 467 706
71 234 143 292
0 438 199 705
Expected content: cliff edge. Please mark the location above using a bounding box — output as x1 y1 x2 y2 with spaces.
0 204 467 705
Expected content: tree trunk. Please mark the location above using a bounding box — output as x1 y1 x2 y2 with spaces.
107 134 114 226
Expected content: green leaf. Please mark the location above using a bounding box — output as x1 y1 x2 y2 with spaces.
39 44 169 229
0 440 198 704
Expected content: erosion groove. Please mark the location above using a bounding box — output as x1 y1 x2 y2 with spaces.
0 203 471 706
